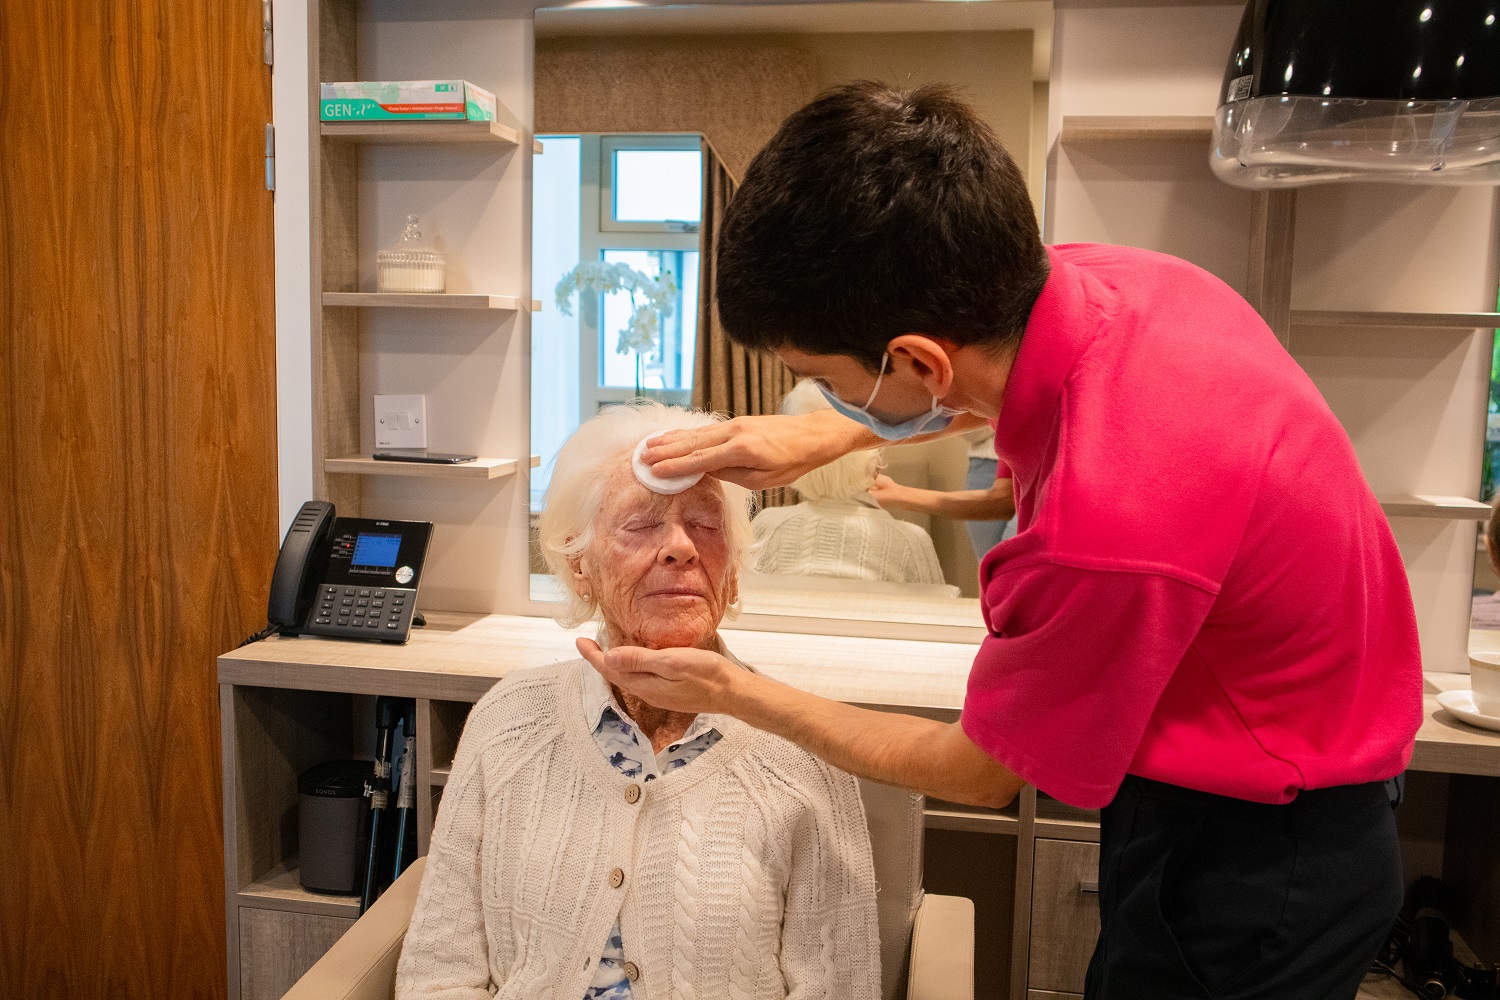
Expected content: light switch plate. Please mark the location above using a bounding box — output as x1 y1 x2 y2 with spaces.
374 394 427 449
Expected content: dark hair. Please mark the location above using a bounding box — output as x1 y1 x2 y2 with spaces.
715 81 1050 371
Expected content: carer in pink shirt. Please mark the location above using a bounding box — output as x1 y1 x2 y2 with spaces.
581 82 1422 1000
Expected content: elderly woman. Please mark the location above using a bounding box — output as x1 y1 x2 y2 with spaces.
395 401 882 1000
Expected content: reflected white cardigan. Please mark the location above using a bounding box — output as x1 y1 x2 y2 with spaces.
395 660 882 1000
752 500 948 586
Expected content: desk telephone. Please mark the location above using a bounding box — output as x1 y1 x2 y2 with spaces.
267 501 433 643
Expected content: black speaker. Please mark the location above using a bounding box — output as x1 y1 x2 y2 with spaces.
298 759 374 895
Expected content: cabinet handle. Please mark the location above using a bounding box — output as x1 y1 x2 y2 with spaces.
1079 880 1099 894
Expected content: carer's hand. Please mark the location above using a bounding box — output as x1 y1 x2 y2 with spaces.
576 638 745 716
866 473 910 509
640 410 874 490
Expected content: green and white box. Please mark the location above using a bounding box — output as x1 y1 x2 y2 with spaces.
320 80 497 122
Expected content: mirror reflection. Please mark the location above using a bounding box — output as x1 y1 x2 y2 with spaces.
530 1 1052 625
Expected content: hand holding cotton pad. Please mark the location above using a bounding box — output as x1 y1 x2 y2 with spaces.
632 436 704 495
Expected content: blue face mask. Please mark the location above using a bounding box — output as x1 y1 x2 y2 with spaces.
816 353 965 441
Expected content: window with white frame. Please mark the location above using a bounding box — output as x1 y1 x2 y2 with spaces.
531 133 705 508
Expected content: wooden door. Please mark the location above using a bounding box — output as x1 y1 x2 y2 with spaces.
0 2 277 998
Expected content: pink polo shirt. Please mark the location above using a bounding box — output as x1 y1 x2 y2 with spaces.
962 244 1422 809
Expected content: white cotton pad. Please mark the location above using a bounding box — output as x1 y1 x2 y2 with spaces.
631 436 703 495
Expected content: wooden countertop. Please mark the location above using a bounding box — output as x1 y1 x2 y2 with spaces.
218 612 1500 777
218 612 972 720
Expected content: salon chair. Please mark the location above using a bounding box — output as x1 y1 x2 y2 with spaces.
283 779 975 1000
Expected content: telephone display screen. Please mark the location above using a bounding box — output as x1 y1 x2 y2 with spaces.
352 533 402 569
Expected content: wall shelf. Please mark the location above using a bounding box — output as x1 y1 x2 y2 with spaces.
1292 310 1500 330
324 456 519 480
238 860 361 920
1378 494 1491 520
1058 115 1213 143
322 292 521 311
320 119 520 146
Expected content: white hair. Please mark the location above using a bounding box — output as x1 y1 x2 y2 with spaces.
537 399 755 628
780 380 884 503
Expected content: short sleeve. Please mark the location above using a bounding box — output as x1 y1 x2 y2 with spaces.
961 560 1216 808
994 460 1011 480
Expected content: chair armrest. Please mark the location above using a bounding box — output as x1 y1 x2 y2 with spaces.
283 857 427 1000
905 892 974 1000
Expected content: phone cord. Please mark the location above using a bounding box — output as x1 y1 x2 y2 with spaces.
237 624 282 648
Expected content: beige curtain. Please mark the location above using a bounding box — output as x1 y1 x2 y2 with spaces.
534 36 817 180
692 140 797 507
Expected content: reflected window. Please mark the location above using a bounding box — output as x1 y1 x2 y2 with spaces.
599 249 699 394
612 149 702 225
531 133 704 509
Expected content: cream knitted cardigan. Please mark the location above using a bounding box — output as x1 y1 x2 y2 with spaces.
395 660 882 1000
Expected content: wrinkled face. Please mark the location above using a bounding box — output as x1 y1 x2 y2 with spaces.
571 459 738 650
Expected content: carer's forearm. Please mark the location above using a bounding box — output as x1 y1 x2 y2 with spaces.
883 486 1015 521
729 670 1019 808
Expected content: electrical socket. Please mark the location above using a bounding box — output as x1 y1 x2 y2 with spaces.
374 394 427 449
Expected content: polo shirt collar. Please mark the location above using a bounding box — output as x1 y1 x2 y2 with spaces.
993 246 1100 487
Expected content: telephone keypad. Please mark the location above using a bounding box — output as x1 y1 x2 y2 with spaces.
305 587 418 642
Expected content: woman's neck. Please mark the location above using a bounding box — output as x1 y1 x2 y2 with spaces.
613 688 696 755
602 625 716 754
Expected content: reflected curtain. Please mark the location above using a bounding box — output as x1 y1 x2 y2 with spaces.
692 140 797 508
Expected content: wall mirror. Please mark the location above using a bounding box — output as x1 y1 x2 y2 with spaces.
528 0 1053 638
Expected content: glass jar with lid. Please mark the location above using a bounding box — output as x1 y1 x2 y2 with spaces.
377 215 445 293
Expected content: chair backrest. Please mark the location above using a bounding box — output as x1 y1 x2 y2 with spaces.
858 779 925 1000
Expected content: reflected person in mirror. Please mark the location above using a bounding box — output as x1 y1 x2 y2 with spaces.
752 379 949 587
396 400 880 1000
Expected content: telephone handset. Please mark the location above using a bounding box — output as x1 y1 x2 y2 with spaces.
267 500 433 643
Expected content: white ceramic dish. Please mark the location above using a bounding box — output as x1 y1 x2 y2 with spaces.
1436 689 1500 733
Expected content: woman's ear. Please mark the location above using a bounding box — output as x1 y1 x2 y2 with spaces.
568 553 592 600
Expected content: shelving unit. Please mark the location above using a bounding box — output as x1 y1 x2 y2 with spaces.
322 292 521 310
320 118 520 145
324 455 519 480
309 0 537 533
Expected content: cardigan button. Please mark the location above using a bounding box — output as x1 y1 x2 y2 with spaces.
624 783 641 804
623 961 640 983
609 867 625 889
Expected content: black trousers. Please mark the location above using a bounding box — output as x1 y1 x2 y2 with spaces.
1083 775 1403 1000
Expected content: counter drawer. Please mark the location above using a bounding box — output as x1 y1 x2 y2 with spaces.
1028 838 1100 994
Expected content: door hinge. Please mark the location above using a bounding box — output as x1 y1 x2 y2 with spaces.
262 0 274 65
264 124 276 192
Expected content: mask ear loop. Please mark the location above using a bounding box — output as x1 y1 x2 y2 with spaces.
859 353 891 411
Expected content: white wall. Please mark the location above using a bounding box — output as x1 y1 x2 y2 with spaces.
272 0 315 534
